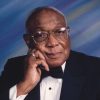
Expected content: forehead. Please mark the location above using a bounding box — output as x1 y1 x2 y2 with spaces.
33 10 66 30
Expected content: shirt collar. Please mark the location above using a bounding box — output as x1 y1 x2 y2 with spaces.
61 62 66 72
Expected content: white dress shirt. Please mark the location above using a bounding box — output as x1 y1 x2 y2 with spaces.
9 62 66 100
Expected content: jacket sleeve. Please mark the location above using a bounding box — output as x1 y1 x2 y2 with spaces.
0 56 26 93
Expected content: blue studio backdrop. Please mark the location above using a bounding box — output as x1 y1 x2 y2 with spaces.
0 0 100 73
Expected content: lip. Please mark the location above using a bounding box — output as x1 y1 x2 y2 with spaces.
46 52 61 59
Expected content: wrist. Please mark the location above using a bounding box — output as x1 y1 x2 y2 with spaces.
17 81 34 97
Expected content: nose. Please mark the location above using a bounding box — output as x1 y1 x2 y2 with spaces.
46 34 59 48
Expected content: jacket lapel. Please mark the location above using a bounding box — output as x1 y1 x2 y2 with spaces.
25 83 40 100
60 51 87 100
0 89 9 100
24 51 87 100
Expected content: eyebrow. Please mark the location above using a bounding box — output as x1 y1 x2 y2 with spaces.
32 25 66 30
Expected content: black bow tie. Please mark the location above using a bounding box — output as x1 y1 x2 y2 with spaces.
41 66 63 79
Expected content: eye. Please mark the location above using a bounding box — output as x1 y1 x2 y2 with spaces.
33 31 48 42
34 31 42 37
55 27 66 34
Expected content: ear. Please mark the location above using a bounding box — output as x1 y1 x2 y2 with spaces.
23 34 35 49
23 34 31 48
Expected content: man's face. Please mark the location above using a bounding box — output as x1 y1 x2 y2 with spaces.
29 11 70 68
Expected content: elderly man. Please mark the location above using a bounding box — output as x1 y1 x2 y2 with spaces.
0 6 100 100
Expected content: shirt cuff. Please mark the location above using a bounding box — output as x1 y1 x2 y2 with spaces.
9 85 28 100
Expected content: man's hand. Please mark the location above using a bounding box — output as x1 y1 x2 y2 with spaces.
17 49 49 97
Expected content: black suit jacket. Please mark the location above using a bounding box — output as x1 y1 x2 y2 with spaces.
0 51 100 100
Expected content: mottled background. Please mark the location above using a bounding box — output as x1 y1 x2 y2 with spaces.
0 0 100 73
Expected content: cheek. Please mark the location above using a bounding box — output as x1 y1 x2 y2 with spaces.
60 38 70 57
60 37 70 50
36 43 46 53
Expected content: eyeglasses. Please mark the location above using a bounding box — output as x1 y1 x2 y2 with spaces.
24 26 70 43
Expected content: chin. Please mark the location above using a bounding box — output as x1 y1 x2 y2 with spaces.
47 59 65 68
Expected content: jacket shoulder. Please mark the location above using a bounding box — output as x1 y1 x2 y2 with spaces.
71 50 100 62
68 51 100 76
0 55 27 91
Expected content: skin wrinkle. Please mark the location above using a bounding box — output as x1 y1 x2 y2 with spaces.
25 7 70 68
16 7 71 97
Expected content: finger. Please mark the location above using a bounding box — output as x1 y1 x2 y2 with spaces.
37 67 41 76
32 50 49 71
34 50 45 60
27 49 37 60
27 49 49 71
33 59 49 71
28 49 45 60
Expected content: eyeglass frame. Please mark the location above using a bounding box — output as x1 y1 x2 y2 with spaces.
24 26 70 44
